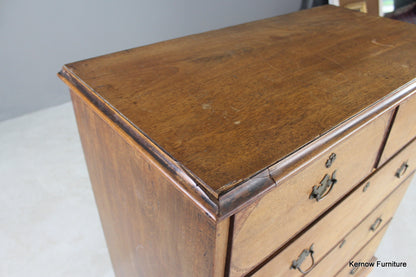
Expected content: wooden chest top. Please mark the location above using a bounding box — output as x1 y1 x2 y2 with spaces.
60 6 416 197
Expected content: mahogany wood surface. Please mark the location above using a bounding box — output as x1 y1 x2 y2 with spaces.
245 145 416 277
230 109 392 276
60 5 416 194
70 89 229 277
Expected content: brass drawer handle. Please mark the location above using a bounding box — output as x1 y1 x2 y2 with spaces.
370 217 382 232
349 266 359 275
310 170 337 201
363 182 371 192
395 162 409 178
325 153 337 168
291 244 315 274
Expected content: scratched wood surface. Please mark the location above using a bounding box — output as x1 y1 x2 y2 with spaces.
61 5 416 192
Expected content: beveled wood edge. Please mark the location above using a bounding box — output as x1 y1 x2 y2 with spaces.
59 65 416 221
217 78 416 219
58 68 219 221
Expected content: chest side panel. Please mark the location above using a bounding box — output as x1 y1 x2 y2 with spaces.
70 88 228 277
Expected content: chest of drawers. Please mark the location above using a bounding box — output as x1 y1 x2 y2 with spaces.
59 5 416 277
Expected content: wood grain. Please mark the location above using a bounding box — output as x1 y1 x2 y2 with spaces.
379 94 416 166
238 136 416 276
70 88 229 277
60 5 416 192
247 156 415 277
218 83 415 218
335 225 390 277
307 172 414 277
229 109 392 276
58 7 416 277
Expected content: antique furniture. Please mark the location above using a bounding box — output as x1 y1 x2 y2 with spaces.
59 5 416 277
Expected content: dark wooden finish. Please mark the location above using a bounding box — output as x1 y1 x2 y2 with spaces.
70 89 229 277
230 109 392 276
59 6 416 277
60 5 416 196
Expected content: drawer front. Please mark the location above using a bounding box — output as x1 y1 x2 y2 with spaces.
335 223 390 277
230 111 392 276
250 147 415 277
306 171 414 277
380 94 416 165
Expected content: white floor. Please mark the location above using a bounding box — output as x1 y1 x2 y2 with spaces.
0 103 415 277
0 103 114 277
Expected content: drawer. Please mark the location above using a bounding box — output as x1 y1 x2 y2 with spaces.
335 222 390 277
380 94 416 165
230 111 392 276
249 148 415 277
306 171 414 277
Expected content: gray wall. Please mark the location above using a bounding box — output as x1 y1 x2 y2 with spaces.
1 0 302 121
